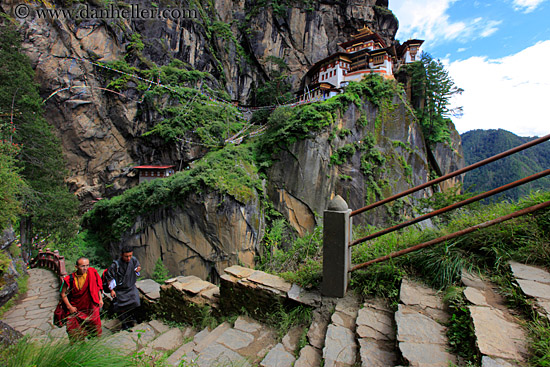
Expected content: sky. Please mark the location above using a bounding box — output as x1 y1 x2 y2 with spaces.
389 0 550 137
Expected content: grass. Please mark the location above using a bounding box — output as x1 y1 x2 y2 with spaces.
0 336 130 367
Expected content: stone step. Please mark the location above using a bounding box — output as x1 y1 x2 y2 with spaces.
166 316 279 367
322 293 360 367
395 278 457 366
461 271 528 366
509 261 550 320
356 298 398 367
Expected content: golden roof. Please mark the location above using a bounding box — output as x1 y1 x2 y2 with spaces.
352 25 374 38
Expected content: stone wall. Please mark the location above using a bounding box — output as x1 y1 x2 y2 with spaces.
136 265 320 325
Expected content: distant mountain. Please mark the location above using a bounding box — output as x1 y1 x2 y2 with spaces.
461 129 550 201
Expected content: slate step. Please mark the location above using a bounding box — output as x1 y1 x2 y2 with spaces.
396 278 457 366
461 271 528 366
322 293 360 367
509 261 550 320
356 298 398 367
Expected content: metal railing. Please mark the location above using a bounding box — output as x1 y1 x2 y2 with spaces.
321 133 550 297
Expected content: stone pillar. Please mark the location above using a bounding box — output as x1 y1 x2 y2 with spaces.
322 195 352 297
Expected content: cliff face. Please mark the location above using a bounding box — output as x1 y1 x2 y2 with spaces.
2 0 398 204
267 94 432 231
2 0 464 278
121 192 263 281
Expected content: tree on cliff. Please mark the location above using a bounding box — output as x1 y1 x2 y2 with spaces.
0 22 78 252
408 52 463 146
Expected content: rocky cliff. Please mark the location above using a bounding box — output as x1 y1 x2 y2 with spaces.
2 0 464 278
2 0 398 204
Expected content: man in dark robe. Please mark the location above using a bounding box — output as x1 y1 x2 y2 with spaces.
60 257 103 340
106 246 141 330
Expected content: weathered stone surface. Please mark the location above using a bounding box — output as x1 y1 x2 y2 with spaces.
192 328 211 345
234 316 263 334
462 270 488 289
400 278 445 310
395 305 447 345
294 345 322 367
464 287 490 306
481 356 518 367
194 322 231 353
148 320 170 334
282 325 304 353
148 328 184 351
307 310 330 349
200 286 220 302
331 311 356 329
136 279 161 300
399 342 456 366
224 265 255 279
509 262 550 283
469 306 527 361
180 279 215 295
323 324 357 365
356 306 394 341
260 343 296 367
165 341 197 366
196 343 251 367
217 328 255 350
358 339 397 367
288 284 322 307
248 271 292 293
516 279 550 300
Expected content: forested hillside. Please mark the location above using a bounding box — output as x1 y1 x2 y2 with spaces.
461 129 550 201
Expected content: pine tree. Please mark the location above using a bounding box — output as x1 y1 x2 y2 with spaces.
409 52 463 146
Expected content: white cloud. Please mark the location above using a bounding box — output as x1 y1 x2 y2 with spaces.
448 41 550 137
512 0 547 13
390 0 501 46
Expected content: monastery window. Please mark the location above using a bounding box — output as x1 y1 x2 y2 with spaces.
373 55 384 65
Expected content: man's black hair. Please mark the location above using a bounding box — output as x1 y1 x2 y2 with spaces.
121 246 134 254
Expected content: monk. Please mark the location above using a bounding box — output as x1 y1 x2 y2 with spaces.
106 246 141 330
60 257 103 340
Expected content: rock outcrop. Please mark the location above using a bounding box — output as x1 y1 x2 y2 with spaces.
120 192 264 280
3 0 399 205
267 94 434 230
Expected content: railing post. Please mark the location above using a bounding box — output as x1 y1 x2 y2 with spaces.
322 195 352 297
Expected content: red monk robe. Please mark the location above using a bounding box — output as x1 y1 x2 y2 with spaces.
61 260 103 340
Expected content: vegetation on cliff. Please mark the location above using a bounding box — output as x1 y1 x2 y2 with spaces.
405 52 463 146
0 23 78 247
461 129 550 201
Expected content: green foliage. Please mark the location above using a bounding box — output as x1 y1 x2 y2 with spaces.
461 129 550 202
0 21 79 243
152 258 171 283
62 230 112 269
528 318 550 366
0 336 134 367
350 191 550 299
330 144 356 166
266 302 312 340
256 75 396 170
258 223 323 288
444 286 479 364
254 56 293 107
407 52 462 146
83 144 261 245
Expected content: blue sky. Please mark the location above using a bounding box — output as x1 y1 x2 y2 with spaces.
390 0 550 137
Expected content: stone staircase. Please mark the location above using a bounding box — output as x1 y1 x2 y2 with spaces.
3 262 550 366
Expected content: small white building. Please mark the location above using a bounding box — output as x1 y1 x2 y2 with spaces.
134 165 175 184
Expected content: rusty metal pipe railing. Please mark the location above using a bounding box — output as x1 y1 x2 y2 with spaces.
350 200 550 272
349 168 550 247
350 133 550 218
